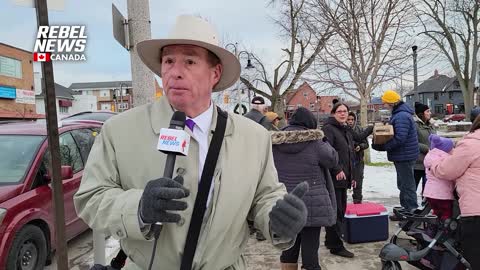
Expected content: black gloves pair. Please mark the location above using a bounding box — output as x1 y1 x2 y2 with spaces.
139 176 309 241
139 176 190 224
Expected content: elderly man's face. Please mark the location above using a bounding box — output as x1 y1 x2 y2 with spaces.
161 45 222 116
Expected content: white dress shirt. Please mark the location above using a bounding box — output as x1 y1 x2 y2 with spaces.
186 102 214 204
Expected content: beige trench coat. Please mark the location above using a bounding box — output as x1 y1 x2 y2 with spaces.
74 97 290 270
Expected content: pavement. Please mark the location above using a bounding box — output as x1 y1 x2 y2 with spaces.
45 196 419 270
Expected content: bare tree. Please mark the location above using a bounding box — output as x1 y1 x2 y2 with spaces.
239 0 334 119
415 0 479 116
309 0 415 127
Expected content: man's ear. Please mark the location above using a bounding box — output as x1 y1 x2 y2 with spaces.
212 64 222 85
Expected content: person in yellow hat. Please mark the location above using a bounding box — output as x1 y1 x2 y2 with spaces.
375 89 420 220
265 111 282 131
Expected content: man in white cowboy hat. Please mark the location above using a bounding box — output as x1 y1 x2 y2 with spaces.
74 15 308 270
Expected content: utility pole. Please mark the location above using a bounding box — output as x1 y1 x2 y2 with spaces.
34 0 68 269
412 45 419 102
127 0 155 107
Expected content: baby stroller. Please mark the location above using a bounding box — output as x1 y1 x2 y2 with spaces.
379 200 471 270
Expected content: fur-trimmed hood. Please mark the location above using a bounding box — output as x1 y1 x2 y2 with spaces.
271 128 325 154
271 129 325 145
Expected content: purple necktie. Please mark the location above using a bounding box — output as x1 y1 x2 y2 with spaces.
185 119 196 131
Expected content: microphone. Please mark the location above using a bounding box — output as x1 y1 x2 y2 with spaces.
157 111 190 178
148 111 190 270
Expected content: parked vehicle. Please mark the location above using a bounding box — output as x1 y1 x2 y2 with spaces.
0 119 108 270
443 114 465 122
62 111 117 125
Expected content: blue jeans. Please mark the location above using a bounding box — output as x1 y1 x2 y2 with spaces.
394 160 418 211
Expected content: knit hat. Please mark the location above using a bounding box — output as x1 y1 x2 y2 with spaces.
381 90 401 104
415 102 430 115
251 96 265 105
429 134 454 153
471 106 480 122
265 112 282 122
289 107 317 129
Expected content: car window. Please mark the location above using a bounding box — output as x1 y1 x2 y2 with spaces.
59 133 84 173
0 135 45 184
71 128 100 163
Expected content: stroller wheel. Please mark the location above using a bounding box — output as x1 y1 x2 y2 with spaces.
381 260 402 270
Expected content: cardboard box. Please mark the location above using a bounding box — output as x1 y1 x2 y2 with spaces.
342 202 389 244
373 123 394 144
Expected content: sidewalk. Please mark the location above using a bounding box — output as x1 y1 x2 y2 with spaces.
243 213 417 270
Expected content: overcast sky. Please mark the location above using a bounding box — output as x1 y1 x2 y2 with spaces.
1 0 284 84
1 0 452 100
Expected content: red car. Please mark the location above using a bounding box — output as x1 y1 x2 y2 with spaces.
0 120 104 270
443 114 465 122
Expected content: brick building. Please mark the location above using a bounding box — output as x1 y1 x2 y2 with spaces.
0 43 42 120
284 82 338 123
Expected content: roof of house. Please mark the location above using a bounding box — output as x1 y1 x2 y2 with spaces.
406 72 459 96
69 81 132 90
37 82 75 100
286 82 316 104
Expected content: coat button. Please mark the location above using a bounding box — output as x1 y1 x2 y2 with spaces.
178 217 185 226
116 230 124 237
177 168 186 176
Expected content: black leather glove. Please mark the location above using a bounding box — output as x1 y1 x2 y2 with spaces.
269 182 309 240
139 175 190 224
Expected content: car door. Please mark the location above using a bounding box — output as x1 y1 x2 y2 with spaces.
57 132 84 238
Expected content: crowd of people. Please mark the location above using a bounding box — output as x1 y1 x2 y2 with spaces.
243 89 480 269
74 15 480 270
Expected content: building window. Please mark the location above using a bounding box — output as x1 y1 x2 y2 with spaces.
434 92 439 100
310 103 315 110
434 104 443 114
0 56 22 79
59 106 69 114
297 104 302 108
101 104 110 111
100 90 110 98
303 92 308 98
449 92 454 99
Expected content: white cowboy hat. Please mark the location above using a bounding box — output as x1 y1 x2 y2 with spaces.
136 15 241 92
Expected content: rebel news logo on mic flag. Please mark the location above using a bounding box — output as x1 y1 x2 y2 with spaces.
33 52 51 62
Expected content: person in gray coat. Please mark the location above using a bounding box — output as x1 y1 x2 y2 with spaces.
413 102 435 192
272 107 338 270
244 96 273 130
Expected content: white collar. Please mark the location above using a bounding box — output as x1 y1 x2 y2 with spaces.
186 102 213 134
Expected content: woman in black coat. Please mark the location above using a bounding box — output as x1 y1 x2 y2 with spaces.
321 102 355 258
272 107 338 270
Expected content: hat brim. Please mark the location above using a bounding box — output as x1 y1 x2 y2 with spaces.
137 39 241 92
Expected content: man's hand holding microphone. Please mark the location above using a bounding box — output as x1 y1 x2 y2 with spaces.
139 175 190 224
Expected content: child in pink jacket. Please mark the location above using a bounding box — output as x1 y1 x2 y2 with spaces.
428 117 480 270
423 134 455 220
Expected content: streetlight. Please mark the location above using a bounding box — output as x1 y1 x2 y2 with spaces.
225 42 255 109
412 45 419 102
